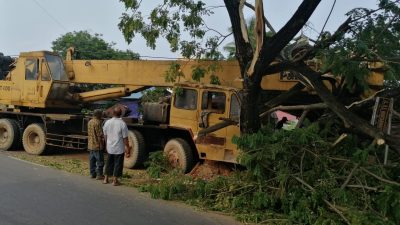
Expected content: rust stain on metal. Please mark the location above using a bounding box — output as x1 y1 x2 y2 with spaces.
195 135 225 146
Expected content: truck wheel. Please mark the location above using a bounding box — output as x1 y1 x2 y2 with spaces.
0 119 20 151
124 130 147 169
11 120 22 149
22 123 46 155
163 138 195 173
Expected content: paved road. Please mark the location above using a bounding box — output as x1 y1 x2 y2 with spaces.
0 153 241 225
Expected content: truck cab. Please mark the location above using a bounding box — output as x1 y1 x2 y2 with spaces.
1 51 72 110
169 84 241 163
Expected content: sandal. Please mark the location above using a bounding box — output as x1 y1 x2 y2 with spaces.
102 179 109 184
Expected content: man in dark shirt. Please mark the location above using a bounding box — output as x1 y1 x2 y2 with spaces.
275 117 288 130
87 110 104 179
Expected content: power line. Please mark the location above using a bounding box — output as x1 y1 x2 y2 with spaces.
317 0 337 41
32 0 68 32
138 55 185 60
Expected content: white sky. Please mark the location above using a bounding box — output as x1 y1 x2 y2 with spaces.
0 0 378 57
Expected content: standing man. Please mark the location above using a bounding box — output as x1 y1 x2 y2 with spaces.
87 109 105 180
275 117 288 130
103 107 131 186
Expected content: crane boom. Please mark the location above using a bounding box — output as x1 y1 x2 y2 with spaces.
65 59 244 92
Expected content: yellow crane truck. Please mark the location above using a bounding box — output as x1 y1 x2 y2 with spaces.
0 50 384 172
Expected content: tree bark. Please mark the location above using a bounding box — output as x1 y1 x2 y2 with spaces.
224 0 253 73
252 0 321 84
241 84 262 133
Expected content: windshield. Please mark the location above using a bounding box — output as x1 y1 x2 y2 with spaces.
45 54 68 81
174 88 197 110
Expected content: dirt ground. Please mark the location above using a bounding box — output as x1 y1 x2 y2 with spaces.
3 149 150 187
3 148 236 185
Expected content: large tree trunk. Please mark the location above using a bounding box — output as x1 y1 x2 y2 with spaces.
241 83 262 133
224 0 258 134
224 0 321 134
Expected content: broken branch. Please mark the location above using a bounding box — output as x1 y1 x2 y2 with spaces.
260 103 327 118
294 176 350 225
361 167 400 186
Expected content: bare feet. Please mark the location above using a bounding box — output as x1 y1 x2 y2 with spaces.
103 175 109 184
112 178 120 186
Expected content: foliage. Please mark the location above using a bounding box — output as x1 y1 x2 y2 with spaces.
164 62 185 83
141 123 400 224
318 1 400 90
144 151 172 179
141 88 169 103
52 30 139 60
164 61 222 85
118 0 225 60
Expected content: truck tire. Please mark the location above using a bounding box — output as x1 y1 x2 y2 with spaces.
22 123 46 155
124 130 147 169
163 138 195 173
0 118 20 151
11 120 22 149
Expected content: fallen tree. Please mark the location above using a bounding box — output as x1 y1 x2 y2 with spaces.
141 124 400 224
118 1 400 224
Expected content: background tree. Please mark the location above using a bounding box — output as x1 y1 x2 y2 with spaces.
224 17 256 60
52 30 140 92
52 30 139 60
118 0 400 148
224 17 275 60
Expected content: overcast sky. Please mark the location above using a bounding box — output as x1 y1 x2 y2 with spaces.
0 0 378 58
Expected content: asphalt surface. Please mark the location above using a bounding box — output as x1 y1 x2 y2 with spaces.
0 152 241 225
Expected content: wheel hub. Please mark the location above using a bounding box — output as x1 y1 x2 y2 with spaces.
167 150 180 168
28 132 40 147
0 127 8 144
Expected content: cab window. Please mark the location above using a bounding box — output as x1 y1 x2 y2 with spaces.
230 94 240 122
174 88 197 110
45 54 68 81
41 60 51 81
201 91 226 114
25 59 38 80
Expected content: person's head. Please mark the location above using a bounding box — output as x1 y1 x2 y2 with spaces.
113 107 122 118
93 109 103 119
282 117 288 122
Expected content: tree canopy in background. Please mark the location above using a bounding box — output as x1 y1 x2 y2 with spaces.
52 30 139 60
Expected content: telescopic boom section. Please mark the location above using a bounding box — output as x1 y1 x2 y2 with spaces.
64 58 312 102
64 59 244 93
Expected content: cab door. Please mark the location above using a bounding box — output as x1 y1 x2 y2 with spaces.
169 88 199 132
38 58 52 104
195 89 230 161
23 58 39 104
225 93 241 162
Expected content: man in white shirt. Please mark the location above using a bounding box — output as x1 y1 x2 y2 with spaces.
102 107 131 186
